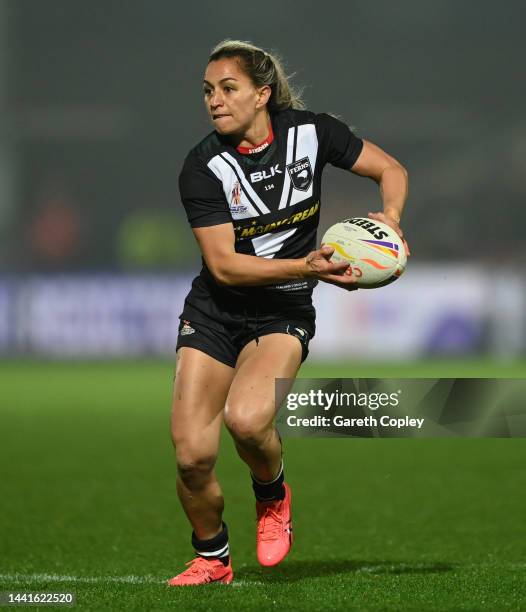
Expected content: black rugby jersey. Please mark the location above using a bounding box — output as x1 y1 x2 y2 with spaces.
179 109 363 317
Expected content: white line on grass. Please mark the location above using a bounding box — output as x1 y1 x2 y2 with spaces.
0 574 266 587
0 574 163 585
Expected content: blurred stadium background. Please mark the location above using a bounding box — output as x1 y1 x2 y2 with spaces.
0 0 524 363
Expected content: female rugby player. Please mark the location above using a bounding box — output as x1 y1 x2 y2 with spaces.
168 40 408 586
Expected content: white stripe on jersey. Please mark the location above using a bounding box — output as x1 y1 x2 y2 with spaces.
209 151 270 218
278 127 296 210
208 123 318 220
289 124 318 207
278 124 318 209
251 227 298 259
220 152 270 214
207 155 263 219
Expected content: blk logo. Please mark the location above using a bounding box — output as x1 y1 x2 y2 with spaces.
250 165 282 183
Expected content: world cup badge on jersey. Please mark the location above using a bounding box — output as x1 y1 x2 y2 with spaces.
230 180 248 214
286 157 313 191
231 180 241 205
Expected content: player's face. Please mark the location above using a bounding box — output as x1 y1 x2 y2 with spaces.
203 58 265 135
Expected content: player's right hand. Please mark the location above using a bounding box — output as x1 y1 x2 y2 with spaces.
304 245 359 291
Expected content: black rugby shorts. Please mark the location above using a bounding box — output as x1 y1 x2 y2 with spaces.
176 309 315 368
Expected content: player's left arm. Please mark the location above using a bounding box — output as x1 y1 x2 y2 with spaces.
350 140 410 254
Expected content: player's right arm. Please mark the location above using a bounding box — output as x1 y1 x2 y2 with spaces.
193 222 358 289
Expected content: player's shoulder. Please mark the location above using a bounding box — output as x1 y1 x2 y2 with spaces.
179 131 226 194
273 108 346 134
273 108 317 129
183 130 225 170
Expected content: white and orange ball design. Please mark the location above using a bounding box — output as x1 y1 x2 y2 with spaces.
321 217 407 288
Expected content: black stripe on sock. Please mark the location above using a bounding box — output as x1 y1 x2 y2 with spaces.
252 467 285 502
191 522 230 566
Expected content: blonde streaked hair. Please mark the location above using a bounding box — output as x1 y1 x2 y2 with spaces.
208 39 305 112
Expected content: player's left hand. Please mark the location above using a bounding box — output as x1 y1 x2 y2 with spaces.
368 211 411 257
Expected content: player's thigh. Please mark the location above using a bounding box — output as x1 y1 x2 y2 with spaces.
225 334 302 431
172 347 235 456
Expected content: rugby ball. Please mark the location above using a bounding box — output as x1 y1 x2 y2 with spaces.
321 217 407 288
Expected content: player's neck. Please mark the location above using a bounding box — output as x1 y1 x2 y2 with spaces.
233 112 272 153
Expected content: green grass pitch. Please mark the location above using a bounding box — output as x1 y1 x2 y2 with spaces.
1 360 525 610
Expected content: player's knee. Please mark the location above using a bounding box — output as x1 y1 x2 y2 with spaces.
175 445 216 486
224 409 269 448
